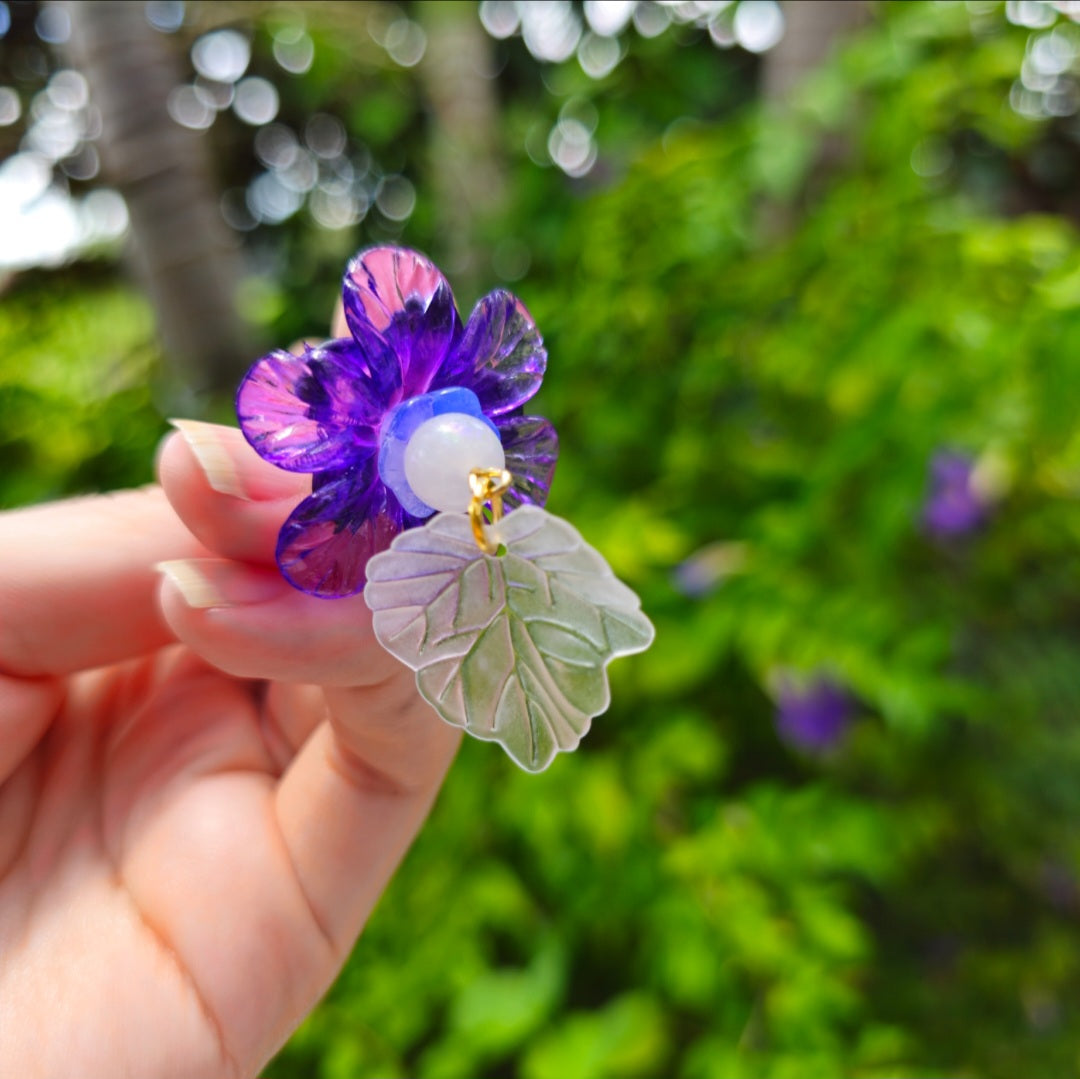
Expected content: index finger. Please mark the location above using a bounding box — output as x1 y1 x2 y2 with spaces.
0 486 208 677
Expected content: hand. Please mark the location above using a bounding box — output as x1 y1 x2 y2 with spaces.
0 422 461 1078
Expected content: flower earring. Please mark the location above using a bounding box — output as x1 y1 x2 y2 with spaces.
237 246 653 771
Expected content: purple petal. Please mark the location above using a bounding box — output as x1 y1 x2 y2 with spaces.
350 320 404 408
276 462 402 598
433 290 547 416
342 245 461 402
497 414 558 510
237 340 384 472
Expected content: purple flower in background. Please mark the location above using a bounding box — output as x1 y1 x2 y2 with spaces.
237 246 558 598
775 675 853 754
922 450 986 539
672 540 749 598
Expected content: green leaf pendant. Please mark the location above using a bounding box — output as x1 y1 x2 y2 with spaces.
363 505 655 772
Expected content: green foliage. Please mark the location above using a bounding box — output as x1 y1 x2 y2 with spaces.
0 271 165 507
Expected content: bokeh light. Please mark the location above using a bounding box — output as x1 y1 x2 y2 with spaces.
732 0 784 53
375 174 416 221
632 2 671 37
233 77 279 126
1007 0 1059 29
479 0 521 39
584 0 637 37
34 3 69 44
272 25 315 74
520 1 582 62
0 149 127 270
0 86 20 125
167 84 214 130
383 17 427 67
548 116 597 176
191 29 250 84
578 31 624 78
254 123 298 170
304 113 346 159
145 0 184 33
247 169 303 224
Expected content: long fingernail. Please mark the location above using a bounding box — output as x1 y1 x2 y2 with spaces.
155 559 282 609
168 418 251 500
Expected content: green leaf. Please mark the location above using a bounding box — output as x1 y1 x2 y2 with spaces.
522 994 669 1079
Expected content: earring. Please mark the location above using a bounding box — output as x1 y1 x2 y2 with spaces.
237 245 653 771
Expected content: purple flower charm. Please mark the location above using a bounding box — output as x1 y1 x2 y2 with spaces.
237 246 558 598
775 675 853 754
922 450 986 539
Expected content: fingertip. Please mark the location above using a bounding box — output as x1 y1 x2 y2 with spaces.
156 558 283 610
331 298 347 338
289 337 328 356
164 419 304 503
159 420 309 566
153 427 183 488
158 560 388 686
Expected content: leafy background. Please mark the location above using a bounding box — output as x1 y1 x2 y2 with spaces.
5 1 1080 1075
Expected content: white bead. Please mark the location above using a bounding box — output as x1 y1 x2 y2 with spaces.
403 412 505 514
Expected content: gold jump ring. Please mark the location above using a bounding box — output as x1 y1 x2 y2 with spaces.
468 467 513 554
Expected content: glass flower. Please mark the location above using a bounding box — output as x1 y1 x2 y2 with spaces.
236 245 558 598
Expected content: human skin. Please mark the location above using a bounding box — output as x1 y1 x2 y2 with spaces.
0 404 460 1073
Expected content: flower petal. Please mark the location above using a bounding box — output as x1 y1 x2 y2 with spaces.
276 461 403 598
342 245 462 402
433 290 547 416
237 340 386 472
349 320 404 408
497 414 559 510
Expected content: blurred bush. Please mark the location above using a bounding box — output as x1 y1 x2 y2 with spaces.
271 7 1080 1077
8 1 1080 1076
0 270 164 507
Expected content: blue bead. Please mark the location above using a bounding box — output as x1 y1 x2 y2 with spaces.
378 387 499 516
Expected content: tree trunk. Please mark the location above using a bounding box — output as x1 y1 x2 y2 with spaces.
416 0 505 295
756 0 872 238
62 1 249 397
763 0 870 104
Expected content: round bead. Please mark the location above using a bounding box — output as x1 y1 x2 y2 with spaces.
403 412 505 514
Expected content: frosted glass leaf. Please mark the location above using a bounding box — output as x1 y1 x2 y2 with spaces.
363 505 655 772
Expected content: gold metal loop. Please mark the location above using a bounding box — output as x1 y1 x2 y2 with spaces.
468 467 513 554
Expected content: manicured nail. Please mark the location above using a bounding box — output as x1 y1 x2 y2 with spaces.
155 559 282 609
168 418 250 500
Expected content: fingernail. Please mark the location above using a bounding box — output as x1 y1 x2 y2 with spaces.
155 559 283 609
168 418 251 500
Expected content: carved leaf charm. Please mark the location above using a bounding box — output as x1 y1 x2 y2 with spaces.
363 506 655 772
